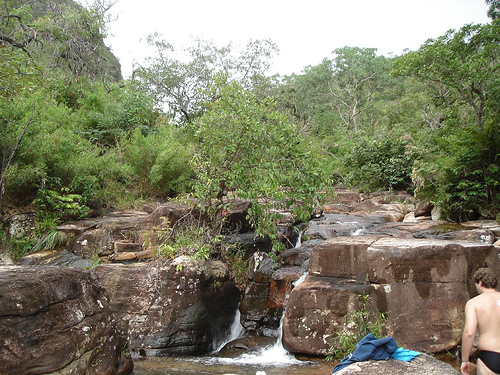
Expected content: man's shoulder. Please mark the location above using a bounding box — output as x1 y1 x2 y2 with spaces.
467 294 486 306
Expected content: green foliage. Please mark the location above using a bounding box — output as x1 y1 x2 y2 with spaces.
31 230 68 252
342 135 419 192
413 124 500 221
146 213 220 261
327 295 389 362
222 245 248 290
34 212 60 236
8 236 36 260
393 21 500 131
131 36 279 124
122 121 195 197
34 179 89 220
192 74 332 251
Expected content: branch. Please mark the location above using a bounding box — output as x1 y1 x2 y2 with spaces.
0 103 36 199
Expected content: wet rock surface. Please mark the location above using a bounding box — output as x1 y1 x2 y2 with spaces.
94 258 240 357
8 188 500 364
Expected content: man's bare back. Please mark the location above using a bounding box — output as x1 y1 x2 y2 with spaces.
468 292 500 353
462 268 500 375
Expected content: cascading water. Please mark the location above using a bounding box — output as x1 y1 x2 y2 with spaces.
213 306 245 352
208 230 310 367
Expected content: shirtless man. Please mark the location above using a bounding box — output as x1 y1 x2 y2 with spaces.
461 268 500 375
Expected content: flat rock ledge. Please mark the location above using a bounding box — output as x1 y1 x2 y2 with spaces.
334 353 459 375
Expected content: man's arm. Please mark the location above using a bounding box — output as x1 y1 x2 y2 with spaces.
461 300 478 374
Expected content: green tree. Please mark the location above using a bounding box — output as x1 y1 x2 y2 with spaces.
131 36 278 124
393 21 500 220
327 47 392 135
192 74 331 249
393 22 500 131
486 0 500 20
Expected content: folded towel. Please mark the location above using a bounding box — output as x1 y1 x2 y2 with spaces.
390 347 420 362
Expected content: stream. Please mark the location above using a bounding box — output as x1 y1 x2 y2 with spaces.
131 356 333 375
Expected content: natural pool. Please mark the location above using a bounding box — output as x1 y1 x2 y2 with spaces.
132 354 334 375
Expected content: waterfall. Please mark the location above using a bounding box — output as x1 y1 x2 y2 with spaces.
213 305 245 352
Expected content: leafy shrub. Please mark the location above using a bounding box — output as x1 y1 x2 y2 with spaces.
413 124 500 222
123 122 194 197
343 135 418 192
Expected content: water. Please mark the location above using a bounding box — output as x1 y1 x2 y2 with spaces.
213 308 245 352
132 356 333 375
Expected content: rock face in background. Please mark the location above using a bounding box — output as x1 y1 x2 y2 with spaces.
95 258 240 356
0 266 132 375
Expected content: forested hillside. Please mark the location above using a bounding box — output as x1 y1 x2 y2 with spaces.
1 0 499 260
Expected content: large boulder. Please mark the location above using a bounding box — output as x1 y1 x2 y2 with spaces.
334 353 460 375
94 257 240 356
282 275 376 356
367 237 498 352
0 266 132 375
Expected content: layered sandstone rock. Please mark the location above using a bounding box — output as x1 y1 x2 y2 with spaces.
0 266 132 375
283 236 500 355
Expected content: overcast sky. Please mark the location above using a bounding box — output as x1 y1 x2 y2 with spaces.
104 0 491 78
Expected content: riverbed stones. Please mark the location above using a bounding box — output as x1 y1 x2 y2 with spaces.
0 265 132 375
282 275 376 356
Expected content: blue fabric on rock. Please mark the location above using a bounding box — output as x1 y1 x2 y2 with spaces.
390 347 420 361
332 333 399 373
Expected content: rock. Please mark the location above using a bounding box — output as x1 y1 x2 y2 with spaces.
361 191 413 204
367 237 499 352
305 214 380 240
282 275 375 356
94 259 240 356
109 252 137 261
309 235 382 281
414 201 433 217
0 265 132 375
18 249 93 269
279 239 322 267
7 212 36 239
148 201 194 228
283 235 500 356
431 206 441 221
224 233 272 259
240 255 283 334
0 252 14 265
461 220 500 237
334 353 459 374
113 241 142 252
222 199 253 233
268 266 304 309
436 229 496 244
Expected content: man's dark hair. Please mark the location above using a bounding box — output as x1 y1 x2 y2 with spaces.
473 268 498 289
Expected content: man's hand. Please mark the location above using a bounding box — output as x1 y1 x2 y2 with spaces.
461 360 470 375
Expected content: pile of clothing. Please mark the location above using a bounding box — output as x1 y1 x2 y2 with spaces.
332 333 420 373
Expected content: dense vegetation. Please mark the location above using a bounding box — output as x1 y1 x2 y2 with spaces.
1 0 499 259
